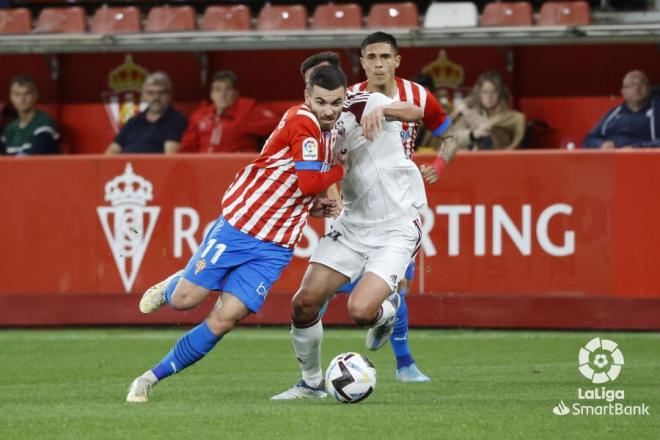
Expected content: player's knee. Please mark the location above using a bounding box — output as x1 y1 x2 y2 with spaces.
170 287 194 310
292 289 322 321
206 312 237 336
348 301 378 326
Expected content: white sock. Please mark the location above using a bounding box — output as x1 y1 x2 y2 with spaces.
373 298 396 328
141 370 159 386
291 318 323 388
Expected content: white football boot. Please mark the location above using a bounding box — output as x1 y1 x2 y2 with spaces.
139 270 182 314
366 292 401 351
271 379 327 400
126 376 154 403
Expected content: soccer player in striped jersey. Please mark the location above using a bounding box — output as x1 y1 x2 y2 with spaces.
125 65 348 403
350 32 460 382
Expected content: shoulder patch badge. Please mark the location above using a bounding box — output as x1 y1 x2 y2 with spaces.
302 137 319 161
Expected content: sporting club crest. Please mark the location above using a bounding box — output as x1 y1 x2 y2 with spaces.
103 55 149 133
97 163 160 293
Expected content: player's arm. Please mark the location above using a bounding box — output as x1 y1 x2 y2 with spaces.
362 99 423 140
291 119 344 197
419 91 456 183
310 184 343 218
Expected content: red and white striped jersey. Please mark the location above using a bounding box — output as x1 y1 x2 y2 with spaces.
349 77 450 158
221 104 336 248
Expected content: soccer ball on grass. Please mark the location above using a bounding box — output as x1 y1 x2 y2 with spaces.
325 352 376 403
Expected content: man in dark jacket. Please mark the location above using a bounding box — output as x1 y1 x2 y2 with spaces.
583 70 659 148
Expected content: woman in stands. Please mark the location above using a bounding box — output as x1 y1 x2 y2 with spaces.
452 70 526 150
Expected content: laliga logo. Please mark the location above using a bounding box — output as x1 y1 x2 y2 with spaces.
578 337 624 384
97 163 160 293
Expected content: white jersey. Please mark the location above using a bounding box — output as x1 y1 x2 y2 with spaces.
334 91 427 228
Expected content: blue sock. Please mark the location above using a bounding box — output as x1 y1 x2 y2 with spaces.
319 299 329 319
151 321 221 381
390 288 415 369
164 274 181 306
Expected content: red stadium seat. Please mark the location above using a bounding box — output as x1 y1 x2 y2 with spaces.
311 4 363 30
538 1 591 26
91 6 141 34
257 4 308 31
481 2 533 26
35 7 86 34
201 5 251 31
145 6 196 32
0 8 32 34
367 2 419 29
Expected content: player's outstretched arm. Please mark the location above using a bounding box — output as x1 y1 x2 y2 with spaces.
362 102 423 140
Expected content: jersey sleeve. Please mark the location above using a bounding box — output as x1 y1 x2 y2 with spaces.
290 112 326 172
363 92 394 117
289 112 343 196
423 91 451 137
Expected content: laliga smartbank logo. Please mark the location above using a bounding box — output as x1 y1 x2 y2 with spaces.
552 337 650 417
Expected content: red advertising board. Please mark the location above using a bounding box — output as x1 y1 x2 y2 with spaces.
1 152 659 328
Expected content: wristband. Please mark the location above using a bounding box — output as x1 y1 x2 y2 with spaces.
430 156 447 175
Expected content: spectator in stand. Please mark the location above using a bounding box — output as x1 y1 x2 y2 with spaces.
583 70 660 149
181 71 278 153
106 71 187 154
451 70 525 150
1 75 59 156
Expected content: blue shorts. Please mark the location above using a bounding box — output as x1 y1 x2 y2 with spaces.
182 217 293 313
336 260 416 293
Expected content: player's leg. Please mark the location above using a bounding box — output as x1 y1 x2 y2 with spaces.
271 262 350 400
139 217 227 313
127 292 250 403
272 223 363 400
128 218 292 402
391 262 431 382
362 220 421 351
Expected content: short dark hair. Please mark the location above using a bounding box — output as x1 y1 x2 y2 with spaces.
360 31 399 54
10 75 37 91
300 52 341 79
307 64 347 91
211 70 238 89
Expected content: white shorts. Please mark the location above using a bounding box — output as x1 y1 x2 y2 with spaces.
310 218 422 292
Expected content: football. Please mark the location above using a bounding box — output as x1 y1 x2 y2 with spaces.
325 352 377 403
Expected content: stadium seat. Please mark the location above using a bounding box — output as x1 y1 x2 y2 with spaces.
0 8 32 34
201 5 251 31
423 2 478 28
367 2 419 29
145 6 196 32
91 6 141 34
35 7 86 34
311 3 363 30
481 2 533 26
538 1 591 26
257 4 308 31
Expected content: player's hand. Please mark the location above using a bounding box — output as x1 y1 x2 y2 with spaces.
310 197 340 218
419 163 439 184
601 141 615 149
361 107 384 140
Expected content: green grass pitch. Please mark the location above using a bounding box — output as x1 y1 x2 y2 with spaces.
1 328 658 439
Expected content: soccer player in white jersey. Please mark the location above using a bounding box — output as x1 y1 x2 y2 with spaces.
125 65 348 403
301 46 455 382
272 86 427 399
350 32 461 382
